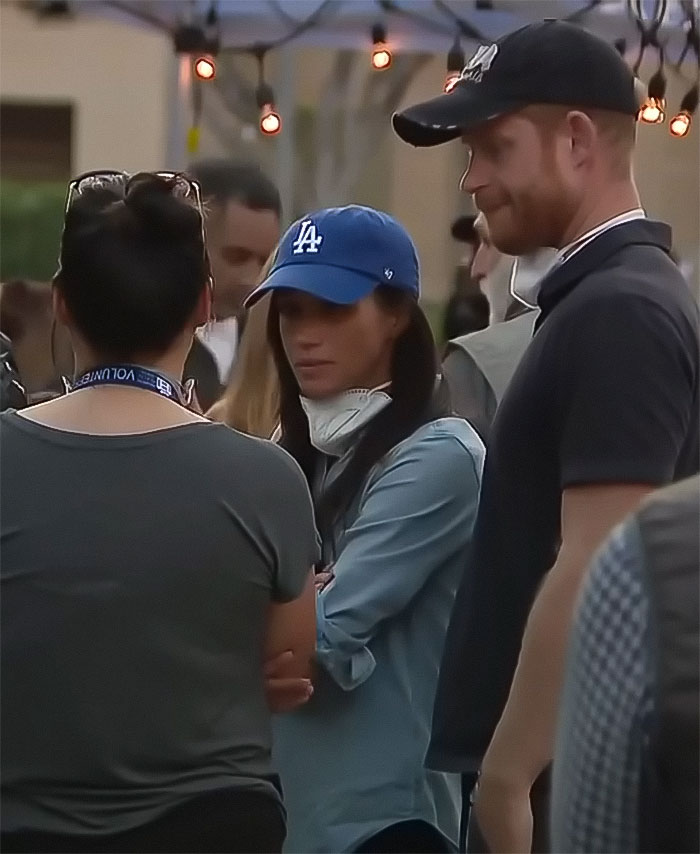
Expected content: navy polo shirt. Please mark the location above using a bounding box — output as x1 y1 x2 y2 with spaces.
428 219 700 772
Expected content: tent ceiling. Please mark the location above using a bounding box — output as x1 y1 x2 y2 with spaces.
41 0 693 57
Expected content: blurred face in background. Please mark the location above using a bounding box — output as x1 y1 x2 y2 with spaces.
205 200 280 319
471 214 503 285
276 290 406 400
471 214 514 324
0 279 73 394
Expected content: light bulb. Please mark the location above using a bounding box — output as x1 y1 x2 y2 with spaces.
639 97 665 124
372 46 392 70
194 56 216 80
370 22 391 70
260 106 281 135
670 111 691 137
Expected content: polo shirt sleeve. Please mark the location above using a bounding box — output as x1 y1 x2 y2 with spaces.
316 429 483 690
557 292 696 488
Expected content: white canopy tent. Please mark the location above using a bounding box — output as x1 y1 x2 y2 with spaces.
34 0 697 211
60 0 692 53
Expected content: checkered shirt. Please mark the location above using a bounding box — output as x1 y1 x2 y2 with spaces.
551 519 653 853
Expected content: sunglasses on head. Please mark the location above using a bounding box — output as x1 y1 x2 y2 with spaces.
62 170 209 275
65 169 204 215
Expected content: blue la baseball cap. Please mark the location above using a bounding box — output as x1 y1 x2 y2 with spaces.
245 205 420 307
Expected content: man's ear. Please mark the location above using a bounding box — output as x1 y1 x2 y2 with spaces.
565 111 598 170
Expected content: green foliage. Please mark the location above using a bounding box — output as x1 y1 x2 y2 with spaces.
0 180 65 281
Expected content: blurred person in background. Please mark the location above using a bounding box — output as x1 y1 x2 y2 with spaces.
207 251 280 438
552 475 699 853
186 159 281 410
395 20 699 853
0 278 73 401
442 215 490 342
0 171 318 853
207 293 279 438
442 213 554 441
441 215 555 843
0 331 27 411
246 205 485 853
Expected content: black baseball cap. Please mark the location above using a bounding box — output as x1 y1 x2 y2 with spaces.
393 20 639 147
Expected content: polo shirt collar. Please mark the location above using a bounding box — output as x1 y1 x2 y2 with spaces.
536 219 673 322
555 208 646 266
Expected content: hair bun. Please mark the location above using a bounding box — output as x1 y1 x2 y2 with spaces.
123 172 201 243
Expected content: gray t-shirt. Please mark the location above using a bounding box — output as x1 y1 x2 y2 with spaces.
0 413 319 836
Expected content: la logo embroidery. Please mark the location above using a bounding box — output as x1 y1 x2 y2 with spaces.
461 43 498 83
292 220 323 254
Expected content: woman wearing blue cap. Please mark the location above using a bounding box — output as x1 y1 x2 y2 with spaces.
246 205 485 852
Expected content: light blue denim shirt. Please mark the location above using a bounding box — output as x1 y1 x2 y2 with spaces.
272 417 485 853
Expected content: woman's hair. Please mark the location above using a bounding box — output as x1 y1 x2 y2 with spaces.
208 268 279 438
268 286 451 537
54 172 210 362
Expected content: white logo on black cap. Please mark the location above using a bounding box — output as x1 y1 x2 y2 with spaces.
461 43 498 83
292 220 323 254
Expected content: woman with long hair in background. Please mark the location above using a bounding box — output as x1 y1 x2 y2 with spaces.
208 276 279 436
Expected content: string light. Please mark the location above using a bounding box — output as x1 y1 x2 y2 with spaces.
670 110 691 136
254 50 282 136
639 97 665 123
172 0 699 149
256 68 281 136
260 107 282 135
194 55 216 80
371 23 392 70
445 34 465 92
670 83 698 137
639 66 667 123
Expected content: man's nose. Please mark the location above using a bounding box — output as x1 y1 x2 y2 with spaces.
460 154 488 197
460 167 483 196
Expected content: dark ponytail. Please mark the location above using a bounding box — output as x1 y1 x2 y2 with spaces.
55 172 209 362
269 286 451 538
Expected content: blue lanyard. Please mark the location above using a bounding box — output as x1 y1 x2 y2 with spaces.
70 365 189 405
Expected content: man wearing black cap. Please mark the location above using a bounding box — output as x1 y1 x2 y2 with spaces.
394 19 699 853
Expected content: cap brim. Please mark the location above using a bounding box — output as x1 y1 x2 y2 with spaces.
392 83 523 147
245 263 378 309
